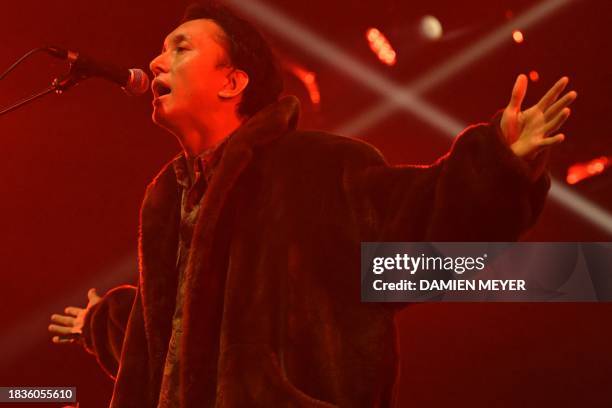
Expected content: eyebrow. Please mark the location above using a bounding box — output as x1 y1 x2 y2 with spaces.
162 33 190 53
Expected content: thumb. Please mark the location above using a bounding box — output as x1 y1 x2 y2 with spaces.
508 74 527 111
87 288 100 302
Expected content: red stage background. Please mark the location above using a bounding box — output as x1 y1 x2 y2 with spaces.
1 0 610 406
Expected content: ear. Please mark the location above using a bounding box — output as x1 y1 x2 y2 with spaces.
218 69 249 99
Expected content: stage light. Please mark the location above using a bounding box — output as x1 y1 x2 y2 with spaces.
420 15 443 40
227 0 612 235
512 30 524 43
366 27 397 66
367 28 380 42
567 156 611 184
529 70 539 82
284 61 321 106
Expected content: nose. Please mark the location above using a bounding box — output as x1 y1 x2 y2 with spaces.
149 52 168 76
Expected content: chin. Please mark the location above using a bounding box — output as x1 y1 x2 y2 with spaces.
151 113 170 131
152 105 170 126
151 110 162 124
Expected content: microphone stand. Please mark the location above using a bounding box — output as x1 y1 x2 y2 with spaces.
0 48 85 117
0 85 56 117
0 73 83 117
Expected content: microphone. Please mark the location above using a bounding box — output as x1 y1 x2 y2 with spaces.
44 45 150 96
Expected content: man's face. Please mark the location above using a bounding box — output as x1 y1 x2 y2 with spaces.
149 19 231 131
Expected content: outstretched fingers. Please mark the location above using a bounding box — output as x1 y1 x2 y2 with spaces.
64 306 82 317
51 314 75 326
537 76 568 111
540 133 565 147
48 324 73 335
544 107 571 136
545 90 577 120
52 335 75 344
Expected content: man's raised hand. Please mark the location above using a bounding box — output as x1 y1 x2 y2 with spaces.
501 74 577 159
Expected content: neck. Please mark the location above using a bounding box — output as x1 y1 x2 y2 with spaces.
176 109 244 158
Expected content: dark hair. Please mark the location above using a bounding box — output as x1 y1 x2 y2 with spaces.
182 2 284 118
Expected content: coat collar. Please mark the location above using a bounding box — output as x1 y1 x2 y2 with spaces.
185 94 301 275
226 95 300 151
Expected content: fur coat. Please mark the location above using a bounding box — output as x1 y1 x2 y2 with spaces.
82 96 549 407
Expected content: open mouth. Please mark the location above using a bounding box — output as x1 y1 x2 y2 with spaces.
153 81 171 98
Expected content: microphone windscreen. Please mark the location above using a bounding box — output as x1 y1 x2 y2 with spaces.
123 69 150 96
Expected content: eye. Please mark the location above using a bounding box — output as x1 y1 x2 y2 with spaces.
175 46 188 53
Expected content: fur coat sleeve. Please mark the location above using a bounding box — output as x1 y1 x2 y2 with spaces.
82 284 137 379
342 115 549 243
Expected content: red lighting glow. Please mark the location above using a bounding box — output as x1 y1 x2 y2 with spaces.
529 70 539 82
567 156 611 185
284 61 321 106
512 30 524 44
366 27 397 66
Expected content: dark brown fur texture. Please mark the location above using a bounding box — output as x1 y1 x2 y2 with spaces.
83 96 549 407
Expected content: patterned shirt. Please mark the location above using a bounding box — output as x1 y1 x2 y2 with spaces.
157 139 228 408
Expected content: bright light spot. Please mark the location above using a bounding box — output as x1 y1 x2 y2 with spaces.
284 61 321 106
366 28 380 41
529 70 539 82
512 30 524 43
303 72 315 84
566 157 610 184
589 161 605 173
365 27 397 66
310 91 320 104
420 15 443 40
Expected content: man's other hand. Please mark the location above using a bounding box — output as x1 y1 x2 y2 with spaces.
49 288 101 344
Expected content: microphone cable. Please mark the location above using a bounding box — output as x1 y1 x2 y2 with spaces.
0 47 48 81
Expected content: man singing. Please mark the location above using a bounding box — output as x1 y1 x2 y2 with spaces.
49 2 576 407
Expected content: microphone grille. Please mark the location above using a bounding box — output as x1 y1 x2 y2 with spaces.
123 69 150 96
